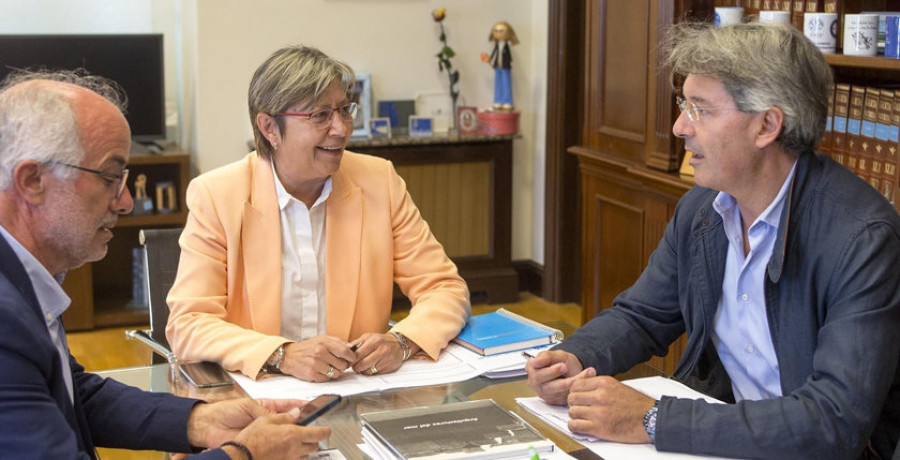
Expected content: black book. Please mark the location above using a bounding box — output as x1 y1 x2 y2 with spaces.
361 399 554 460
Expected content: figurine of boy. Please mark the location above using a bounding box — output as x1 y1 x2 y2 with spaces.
481 21 519 111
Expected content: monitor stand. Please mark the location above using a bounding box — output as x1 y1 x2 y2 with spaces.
131 140 164 155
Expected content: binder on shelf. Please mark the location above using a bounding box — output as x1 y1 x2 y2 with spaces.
360 399 554 460
821 86 835 155
861 87 880 190
453 308 563 356
874 88 894 199
832 83 851 167
847 85 866 176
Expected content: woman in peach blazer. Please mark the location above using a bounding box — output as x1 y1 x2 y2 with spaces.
166 46 470 381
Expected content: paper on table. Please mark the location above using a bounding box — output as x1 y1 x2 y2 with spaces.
232 343 559 400
517 376 737 460
231 348 482 400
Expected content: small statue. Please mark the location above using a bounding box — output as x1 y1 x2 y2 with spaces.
134 173 148 200
481 21 519 111
132 173 154 215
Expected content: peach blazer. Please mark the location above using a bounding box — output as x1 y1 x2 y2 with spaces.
166 151 470 378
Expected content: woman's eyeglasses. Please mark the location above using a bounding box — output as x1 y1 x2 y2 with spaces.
276 102 358 129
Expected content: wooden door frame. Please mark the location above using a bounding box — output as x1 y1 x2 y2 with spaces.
542 0 585 303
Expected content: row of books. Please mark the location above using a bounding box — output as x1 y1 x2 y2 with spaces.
822 83 900 204
714 0 837 30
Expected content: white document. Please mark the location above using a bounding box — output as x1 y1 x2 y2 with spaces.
517 376 737 460
232 343 559 400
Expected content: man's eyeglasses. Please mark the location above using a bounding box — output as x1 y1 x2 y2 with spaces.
54 162 129 199
675 96 707 122
275 102 358 129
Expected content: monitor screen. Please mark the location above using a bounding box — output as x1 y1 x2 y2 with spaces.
0 34 166 141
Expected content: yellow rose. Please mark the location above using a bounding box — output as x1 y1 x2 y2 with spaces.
432 8 446 22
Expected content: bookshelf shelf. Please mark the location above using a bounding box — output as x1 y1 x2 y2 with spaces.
61 151 190 331
825 54 900 71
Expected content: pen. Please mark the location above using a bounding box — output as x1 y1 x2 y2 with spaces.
522 350 537 359
350 342 361 352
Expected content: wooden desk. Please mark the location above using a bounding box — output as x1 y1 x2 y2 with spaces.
98 362 665 460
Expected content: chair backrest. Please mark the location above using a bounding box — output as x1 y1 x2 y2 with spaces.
139 227 183 362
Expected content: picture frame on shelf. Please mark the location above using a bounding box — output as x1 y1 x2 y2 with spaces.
409 116 434 138
352 73 372 138
369 117 392 138
415 91 454 134
456 106 478 136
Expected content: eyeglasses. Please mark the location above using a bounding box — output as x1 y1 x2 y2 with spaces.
275 102 358 129
53 162 129 199
675 96 708 122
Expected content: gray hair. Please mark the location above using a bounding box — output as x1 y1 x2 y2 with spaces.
663 22 833 155
248 45 356 160
0 68 128 190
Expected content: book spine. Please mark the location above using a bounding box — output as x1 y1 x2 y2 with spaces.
496 308 565 341
791 0 805 29
847 85 866 177
889 89 900 205
874 89 893 200
832 83 851 167
805 0 822 13
780 0 792 14
861 87 880 190
821 85 834 155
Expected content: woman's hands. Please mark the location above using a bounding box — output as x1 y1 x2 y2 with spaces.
276 332 420 381
350 332 421 376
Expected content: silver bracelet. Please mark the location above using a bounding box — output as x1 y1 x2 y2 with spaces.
389 331 411 361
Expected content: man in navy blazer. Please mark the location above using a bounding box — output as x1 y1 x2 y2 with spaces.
527 23 900 459
0 71 330 459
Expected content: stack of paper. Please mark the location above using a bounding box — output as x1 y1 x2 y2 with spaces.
516 377 736 460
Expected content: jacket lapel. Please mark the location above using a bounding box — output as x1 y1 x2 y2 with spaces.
325 167 362 339
0 234 95 457
241 153 283 334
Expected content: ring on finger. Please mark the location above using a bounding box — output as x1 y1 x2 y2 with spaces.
325 365 335 378
370 364 378 374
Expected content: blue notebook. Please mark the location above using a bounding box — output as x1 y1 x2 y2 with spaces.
453 308 564 356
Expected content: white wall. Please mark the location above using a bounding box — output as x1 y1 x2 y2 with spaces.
0 0 547 264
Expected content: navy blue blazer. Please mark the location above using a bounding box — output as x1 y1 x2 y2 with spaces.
0 233 227 458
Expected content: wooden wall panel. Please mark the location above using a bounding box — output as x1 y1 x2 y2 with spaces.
396 162 490 258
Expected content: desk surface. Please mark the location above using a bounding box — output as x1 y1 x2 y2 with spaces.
98 363 664 460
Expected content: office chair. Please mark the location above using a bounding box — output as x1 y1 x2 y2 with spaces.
125 227 183 364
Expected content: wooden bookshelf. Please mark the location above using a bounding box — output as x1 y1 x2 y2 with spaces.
62 151 190 331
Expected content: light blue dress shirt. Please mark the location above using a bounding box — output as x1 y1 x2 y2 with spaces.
711 162 797 401
0 224 74 404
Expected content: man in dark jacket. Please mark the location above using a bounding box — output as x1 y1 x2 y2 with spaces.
527 22 900 460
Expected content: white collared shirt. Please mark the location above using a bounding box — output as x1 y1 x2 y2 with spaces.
272 161 330 341
711 161 797 402
0 224 74 404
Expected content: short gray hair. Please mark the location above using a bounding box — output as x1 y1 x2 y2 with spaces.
0 68 128 190
663 22 833 155
248 45 356 160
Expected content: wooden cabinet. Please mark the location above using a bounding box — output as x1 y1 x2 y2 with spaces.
573 0 900 373
62 152 189 331
349 135 518 305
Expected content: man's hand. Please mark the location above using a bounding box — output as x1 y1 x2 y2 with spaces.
567 376 655 443
279 335 357 382
187 398 331 458
525 349 593 405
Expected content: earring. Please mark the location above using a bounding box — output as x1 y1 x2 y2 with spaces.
271 141 277 150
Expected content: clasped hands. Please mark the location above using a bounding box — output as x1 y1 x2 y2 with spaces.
278 332 418 382
525 350 655 444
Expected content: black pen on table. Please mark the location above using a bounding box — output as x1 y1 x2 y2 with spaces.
521 349 538 359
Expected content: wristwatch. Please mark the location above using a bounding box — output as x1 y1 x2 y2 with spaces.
389 331 411 361
643 400 659 444
262 343 286 374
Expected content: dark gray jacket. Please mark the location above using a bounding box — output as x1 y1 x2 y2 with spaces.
559 152 900 459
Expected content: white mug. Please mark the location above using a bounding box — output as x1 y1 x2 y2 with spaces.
804 12 839 54
843 14 879 56
759 10 791 24
715 7 744 27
